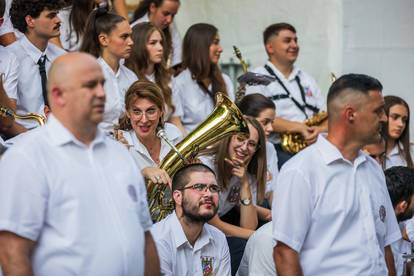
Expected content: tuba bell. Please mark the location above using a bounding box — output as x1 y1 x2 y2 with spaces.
148 92 249 222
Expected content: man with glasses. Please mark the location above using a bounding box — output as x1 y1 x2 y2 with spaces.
151 163 231 276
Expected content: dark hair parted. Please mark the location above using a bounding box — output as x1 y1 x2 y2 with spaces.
117 80 165 131
79 6 125 58
263 22 296 45
385 166 414 207
125 22 173 113
384 95 413 168
181 23 228 103
68 0 97 45
0 0 5 17
10 0 64 33
172 163 216 192
237 93 276 117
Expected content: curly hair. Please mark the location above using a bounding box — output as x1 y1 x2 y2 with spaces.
10 0 64 33
385 166 414 207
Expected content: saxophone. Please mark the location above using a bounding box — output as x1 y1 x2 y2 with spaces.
233 46 248 103
148 93 249 222
0 106 46 126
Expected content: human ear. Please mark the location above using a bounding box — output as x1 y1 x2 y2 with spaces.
98 33 109 47
396 201 408 215
172 190 182 206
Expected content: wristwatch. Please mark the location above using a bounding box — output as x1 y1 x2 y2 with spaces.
240 198 252 206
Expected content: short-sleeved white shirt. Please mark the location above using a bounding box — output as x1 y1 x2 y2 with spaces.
7 36 66 128
246 61 325 144
97 57 138 133
58 6 82 52
236 222 276 276
172 68 235 133
118 122 182 170
0 45 18 99
272 134 401 275
151 212 231 276
391 222 410 276
0 0 13 36
385 143 414 169
131 13 182 67
0 115 152 275
265 141 278 193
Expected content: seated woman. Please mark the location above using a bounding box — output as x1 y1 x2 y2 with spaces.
116 80 182 186
205 116 267 275
125 22 174 120
238 93 278 215
384 95 413 169
171 23 234 134
80 5 137 133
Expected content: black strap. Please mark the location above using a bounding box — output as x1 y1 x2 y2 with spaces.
264 64 319 118
38 55 48 107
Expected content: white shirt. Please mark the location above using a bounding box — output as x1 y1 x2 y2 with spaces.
385 143 414 169
391 222 411 276
236 222 276 276
272 134 401 275
246 61 325 144
172 68 235 133
0 115 152 276
151 212 231 276
118 123 182 170
131 13 182 67
7 36 66 128
58 6 82 52
0 0 13 36
266 141 279 193
0 45 18 99
97 57 138 133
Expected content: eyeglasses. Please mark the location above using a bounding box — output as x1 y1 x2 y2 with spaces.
130 107 159 120
235 134 259 151
180 183 221 193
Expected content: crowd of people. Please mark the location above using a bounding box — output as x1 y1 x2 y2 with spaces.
0 0 413 276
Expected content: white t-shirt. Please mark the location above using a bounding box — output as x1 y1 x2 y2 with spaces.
0 115 152 275
7 36 66 128
118 123 182 170
385 143 414 169
246 61 325 144
58 6 82 52
236 222 276 276
97 57 138 133
151 212 231 276
172 68 235 133
272 134 401 275
0 45 18 99
131 13 182 67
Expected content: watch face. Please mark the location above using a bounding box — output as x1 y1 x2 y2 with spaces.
241 198 251 206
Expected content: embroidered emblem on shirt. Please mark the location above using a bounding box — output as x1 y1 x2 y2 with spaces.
227 185 240 203
127 184 138 202
305 87 313 97
201 256 214 276
379 205 386 222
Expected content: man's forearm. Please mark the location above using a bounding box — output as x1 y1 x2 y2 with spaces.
384 245 396 276
272 117 304 133
144 231 160 276
0 256 34 276
274 244 303 276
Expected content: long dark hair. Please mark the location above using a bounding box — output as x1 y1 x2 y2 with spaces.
68 0 96 44
237 93 276 117
125 22 173 113
79 5 125 57
181 23 228 103
384 95 413 168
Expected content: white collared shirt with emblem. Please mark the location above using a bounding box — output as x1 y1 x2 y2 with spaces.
172 68 235 133
0 115 152 275
272 134 401 275
6 36 66 128
385 142 414 169
246 61 325 144
97 57 138 133
131 13 182 67
151 211 231 276
118 123 182 170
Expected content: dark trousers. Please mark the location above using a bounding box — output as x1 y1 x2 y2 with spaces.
226 236 247 276
274 143 295 170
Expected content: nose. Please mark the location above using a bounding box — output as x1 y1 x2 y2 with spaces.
140 112 149 122
218 44 223 53
127 37 133 47
157 42 163 51
380 111 387 123
96 82 106 100
165 15 173 25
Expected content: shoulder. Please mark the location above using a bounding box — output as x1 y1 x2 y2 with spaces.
2 127 48 160
164 123 182 142
251 65 268 75
47 42 67 58
6 40 23 55
121 65 138 79
204 223 227 243
173 69 192 83
150 214 174 241
0 46 17 63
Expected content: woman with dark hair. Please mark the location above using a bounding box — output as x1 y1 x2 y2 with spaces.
131 0 181 67
238 93 278 209
115 80 182 185
384 95 413 168
80 6 137 133
171 23 234 134
125 22 174 120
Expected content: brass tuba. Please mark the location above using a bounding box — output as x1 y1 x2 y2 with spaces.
148 92 249 222
0 106 46 126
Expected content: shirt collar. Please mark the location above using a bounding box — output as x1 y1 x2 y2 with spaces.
315 134 367 166
266 60 301 81
21 35 47 64
98 57 121 77
46 115 105 147
388 143 401 157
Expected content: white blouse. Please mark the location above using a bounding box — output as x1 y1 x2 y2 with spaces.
385 142 414 169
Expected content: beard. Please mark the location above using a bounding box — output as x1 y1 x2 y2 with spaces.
181 196 218 223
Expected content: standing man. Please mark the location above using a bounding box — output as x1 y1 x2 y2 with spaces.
151 163 231 276
0 52 160 276
246 23 326 168
273 74 401 275
6 0 65 132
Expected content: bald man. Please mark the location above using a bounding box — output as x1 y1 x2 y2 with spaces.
0 53 160 276
272 74 401 275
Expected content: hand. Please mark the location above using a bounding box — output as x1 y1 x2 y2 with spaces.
225 157 247 181
299 124 319 145
142 167 172 187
